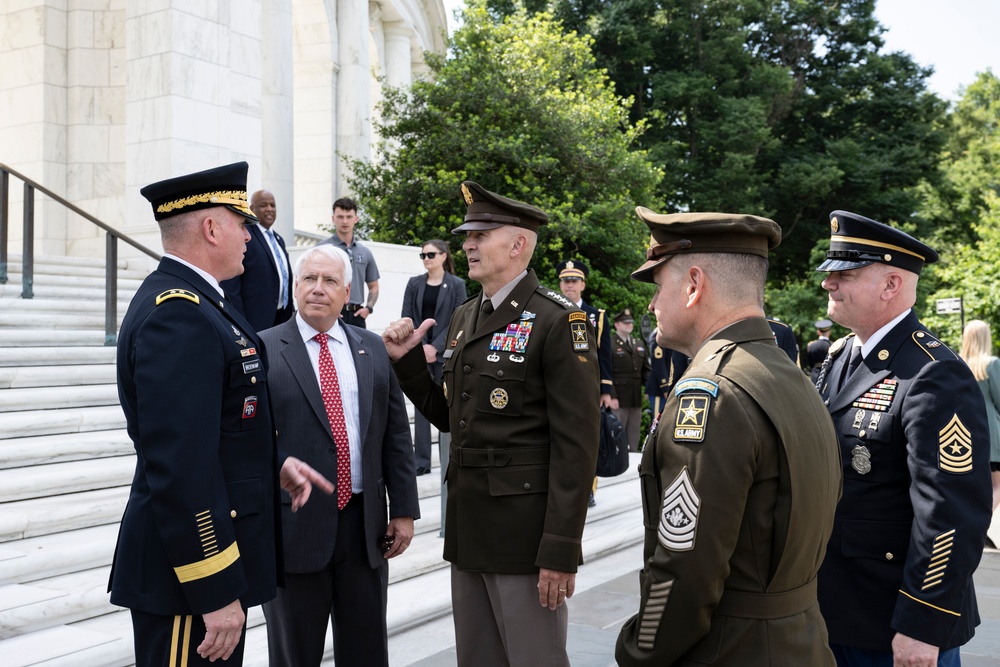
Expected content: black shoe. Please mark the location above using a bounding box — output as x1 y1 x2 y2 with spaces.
588 492 596 508
415 466 432 476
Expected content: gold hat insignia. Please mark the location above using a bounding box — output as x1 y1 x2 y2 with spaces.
831 217 839 233
461 183 473 205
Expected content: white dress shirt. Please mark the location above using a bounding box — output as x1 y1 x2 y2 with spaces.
296 313 363 493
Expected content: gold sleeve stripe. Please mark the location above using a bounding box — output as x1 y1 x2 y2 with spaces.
174 542 240 583
899 589 961 616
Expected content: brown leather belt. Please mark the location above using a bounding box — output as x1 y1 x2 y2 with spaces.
449 444 550 468
714 578 817 619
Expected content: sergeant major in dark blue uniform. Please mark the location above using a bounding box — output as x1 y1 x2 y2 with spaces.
814 210 991 667
109 162 331 666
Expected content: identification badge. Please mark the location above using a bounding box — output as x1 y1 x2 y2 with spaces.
243 359 262 374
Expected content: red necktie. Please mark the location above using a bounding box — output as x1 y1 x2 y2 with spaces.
314 332 352 509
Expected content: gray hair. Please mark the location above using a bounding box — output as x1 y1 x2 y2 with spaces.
294 244 351 286
673 252 768 307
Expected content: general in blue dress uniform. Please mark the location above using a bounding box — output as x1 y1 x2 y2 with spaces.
109 162 330 666
814 210 992 667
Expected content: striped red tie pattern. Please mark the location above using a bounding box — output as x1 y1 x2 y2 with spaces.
314 333 352 509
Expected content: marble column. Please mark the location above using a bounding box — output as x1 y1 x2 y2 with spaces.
260 0 294 236
123 1 263 255
335 0 371 197
383 23 413 91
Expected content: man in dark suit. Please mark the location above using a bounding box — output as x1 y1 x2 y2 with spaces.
767 316 800 365
220 189 294 331
804 318 833 383
814 210 991 667
110 162 332 666
382 181 600 666
260 244 420 667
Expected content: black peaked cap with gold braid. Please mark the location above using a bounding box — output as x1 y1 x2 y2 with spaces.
140 161 258 223
816 210 938 274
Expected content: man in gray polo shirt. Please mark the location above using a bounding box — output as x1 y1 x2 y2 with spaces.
320 197 380 328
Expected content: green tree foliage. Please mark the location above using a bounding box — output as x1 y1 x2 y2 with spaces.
345 1 662 311
921 71 1000 345
549 0 947 282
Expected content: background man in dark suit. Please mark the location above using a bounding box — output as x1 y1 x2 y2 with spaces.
220 189 294 331
814 211 991 667
616 209 841 666
110 162 331 667
261 244 420 667
804 318 833 383
383 181 600 666
767 316 800 365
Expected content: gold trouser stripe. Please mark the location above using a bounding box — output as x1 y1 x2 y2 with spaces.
170 615 181 666
174 541 240 583
832 235 926 260
899 589 961 616
180 614 192 666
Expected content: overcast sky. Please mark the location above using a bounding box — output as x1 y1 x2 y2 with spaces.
441 0 998 102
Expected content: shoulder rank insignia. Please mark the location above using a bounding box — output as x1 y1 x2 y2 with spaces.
939 414 973 473
659 467 700 551
539 287 576 309
913 331 959 361
155 289 199 306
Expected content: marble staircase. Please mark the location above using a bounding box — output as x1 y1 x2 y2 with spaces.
0 254 644 666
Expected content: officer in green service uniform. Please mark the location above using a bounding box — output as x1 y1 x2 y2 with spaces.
615 209 842 666
383 181 600 667
610 308 651 451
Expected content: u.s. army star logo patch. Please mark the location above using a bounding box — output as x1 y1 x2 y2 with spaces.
659 467 700 551
674 395 709 442
570 322 590 352
939 414 973 473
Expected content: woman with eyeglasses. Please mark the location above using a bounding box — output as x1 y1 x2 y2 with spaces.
401 240 468 475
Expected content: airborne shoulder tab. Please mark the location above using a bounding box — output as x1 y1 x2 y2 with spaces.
912 330 958 361
155 289 200 306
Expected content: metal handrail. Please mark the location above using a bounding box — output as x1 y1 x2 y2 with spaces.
0 162 162 346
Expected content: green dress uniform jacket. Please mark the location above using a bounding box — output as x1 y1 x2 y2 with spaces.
109 258 283 616
612 331 651 409
392 270 600 573
816 310 991 651
616 318 841 666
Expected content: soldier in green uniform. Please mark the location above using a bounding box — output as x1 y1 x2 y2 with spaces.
616 208 842 666
382 182 600 666
611 308 651 451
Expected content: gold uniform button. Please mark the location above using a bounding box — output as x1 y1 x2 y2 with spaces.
230 510 237 518
859 430 866 438
251 376 257 384
885 552 894 561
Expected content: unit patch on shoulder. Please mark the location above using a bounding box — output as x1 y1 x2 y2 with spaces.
155 289 199 306
658 467 700 551
939 414 973 473
568 311 587 323
571 322 590 352
674 395 710 442
674 378 720 398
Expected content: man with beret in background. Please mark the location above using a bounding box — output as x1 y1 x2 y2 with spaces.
382 181 600 666
610 308 651 451
616 208 842 666
814 210 991 667
805 318 834 384
109 162 332 666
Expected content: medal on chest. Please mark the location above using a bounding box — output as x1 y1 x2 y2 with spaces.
489 320 533 354
852 378 898 411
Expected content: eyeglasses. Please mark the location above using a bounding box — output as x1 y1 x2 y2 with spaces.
419 252 440 259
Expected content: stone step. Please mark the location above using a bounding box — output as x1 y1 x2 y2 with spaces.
4 266 147 286
0 311 125 330
0 384 120 414
0 329 110 347
0 430 132 470
0 364 116 390
5 253 151 276
0 404 124 441
0 347 116 368
0 297 133 314
0 456 134 504
0 487 126 543
0 283 138 302
0 492 643 665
